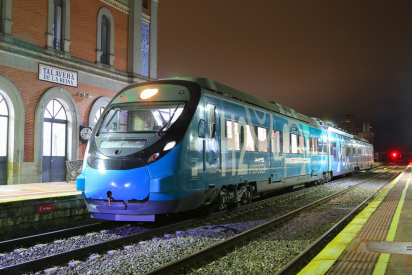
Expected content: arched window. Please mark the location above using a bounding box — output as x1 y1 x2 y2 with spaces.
0 0 3 33
96 8 115 67
53 0 63 50
94 107 105 125
0 93 9 185
100 15 108 64
47 0 71 53
88 96 110 127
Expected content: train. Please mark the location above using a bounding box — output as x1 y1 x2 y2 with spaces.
76 78 374 221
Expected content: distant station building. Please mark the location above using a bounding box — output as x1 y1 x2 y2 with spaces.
0 0 159 185
340 115 378 151
340 114 357 135
357 122 378 151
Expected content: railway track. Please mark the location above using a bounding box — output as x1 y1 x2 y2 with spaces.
0 164 399 274
146 164 405 274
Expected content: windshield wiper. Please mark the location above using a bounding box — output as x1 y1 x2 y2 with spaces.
157 103 182 135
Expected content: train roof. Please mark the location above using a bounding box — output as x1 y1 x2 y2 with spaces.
160 77 371 145
161 77 315 125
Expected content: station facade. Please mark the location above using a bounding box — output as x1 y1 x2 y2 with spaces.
0 0 158 185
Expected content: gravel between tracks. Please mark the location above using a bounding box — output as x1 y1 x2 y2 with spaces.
0 169 395 274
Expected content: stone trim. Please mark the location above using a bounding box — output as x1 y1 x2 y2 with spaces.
100 0 130 14
0 40 150 85
35 87 79 182
88 96 111 127
0 76 25 185
142 12 150 23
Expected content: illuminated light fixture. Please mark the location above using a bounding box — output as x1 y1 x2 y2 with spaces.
140 89 158 99
163 141 176 151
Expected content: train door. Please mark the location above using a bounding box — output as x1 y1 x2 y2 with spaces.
205 101 220 186
270 129 282 182
42 99 67 182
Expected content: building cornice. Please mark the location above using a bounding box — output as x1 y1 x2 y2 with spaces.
0 40 151 85
142 12 150 22
100 0 129 14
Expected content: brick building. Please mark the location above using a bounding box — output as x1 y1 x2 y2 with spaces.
0 0 159 185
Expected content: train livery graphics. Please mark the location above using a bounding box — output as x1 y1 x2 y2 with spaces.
77 78 374 221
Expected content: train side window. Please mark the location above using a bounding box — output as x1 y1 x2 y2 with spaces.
318 139 323 155
226 120 240 150
271 130 282 153
332 142 337 160
358 148 361 155
258 127 268 152
206 103 216 138
314 138 318 155
291 134 298 154
245 125 255 151
298 135 305 154
198 119 205 138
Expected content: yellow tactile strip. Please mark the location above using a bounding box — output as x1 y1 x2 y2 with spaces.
327 251 379 275
297 167 409 275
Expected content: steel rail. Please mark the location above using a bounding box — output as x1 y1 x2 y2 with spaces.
0 222 116 252
0 165 395 274
145 164 403 275
275 164 409 275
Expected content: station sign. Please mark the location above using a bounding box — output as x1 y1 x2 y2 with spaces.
36 203 54 214
38 63 78 88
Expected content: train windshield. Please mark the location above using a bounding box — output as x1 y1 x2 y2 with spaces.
98 102 185 134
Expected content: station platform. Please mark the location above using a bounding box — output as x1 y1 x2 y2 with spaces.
300 164 412 275
0 182 87 236
0 182 80 203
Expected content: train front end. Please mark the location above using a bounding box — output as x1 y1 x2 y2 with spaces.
77 80 201 221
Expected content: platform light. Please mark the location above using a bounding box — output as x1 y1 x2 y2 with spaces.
140 89 158 99
164 141 176 151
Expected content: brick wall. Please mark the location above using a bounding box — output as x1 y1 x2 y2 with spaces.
11 0 48 48
11 0 129 72
0 65 118 162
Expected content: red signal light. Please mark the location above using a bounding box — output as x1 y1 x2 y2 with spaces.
393 153 396 157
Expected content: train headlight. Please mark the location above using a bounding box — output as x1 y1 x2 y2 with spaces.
163 141 176 151
140 89 158 99
148 153 160 163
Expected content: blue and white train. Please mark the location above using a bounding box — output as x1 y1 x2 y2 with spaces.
77 78 374 221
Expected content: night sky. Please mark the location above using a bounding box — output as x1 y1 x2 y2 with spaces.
157 1 412 154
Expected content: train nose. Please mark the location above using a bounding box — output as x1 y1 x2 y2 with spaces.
84 165 150 201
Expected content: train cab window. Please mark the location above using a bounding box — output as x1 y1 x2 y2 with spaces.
291 134 298 154
298 135 305 154
245 125 255 151
98 102 185 134
257 127 268 152
226 121 240 150
271 130 282 153
206 103 216 138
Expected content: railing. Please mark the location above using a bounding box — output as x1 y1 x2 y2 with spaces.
52 38 62 51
